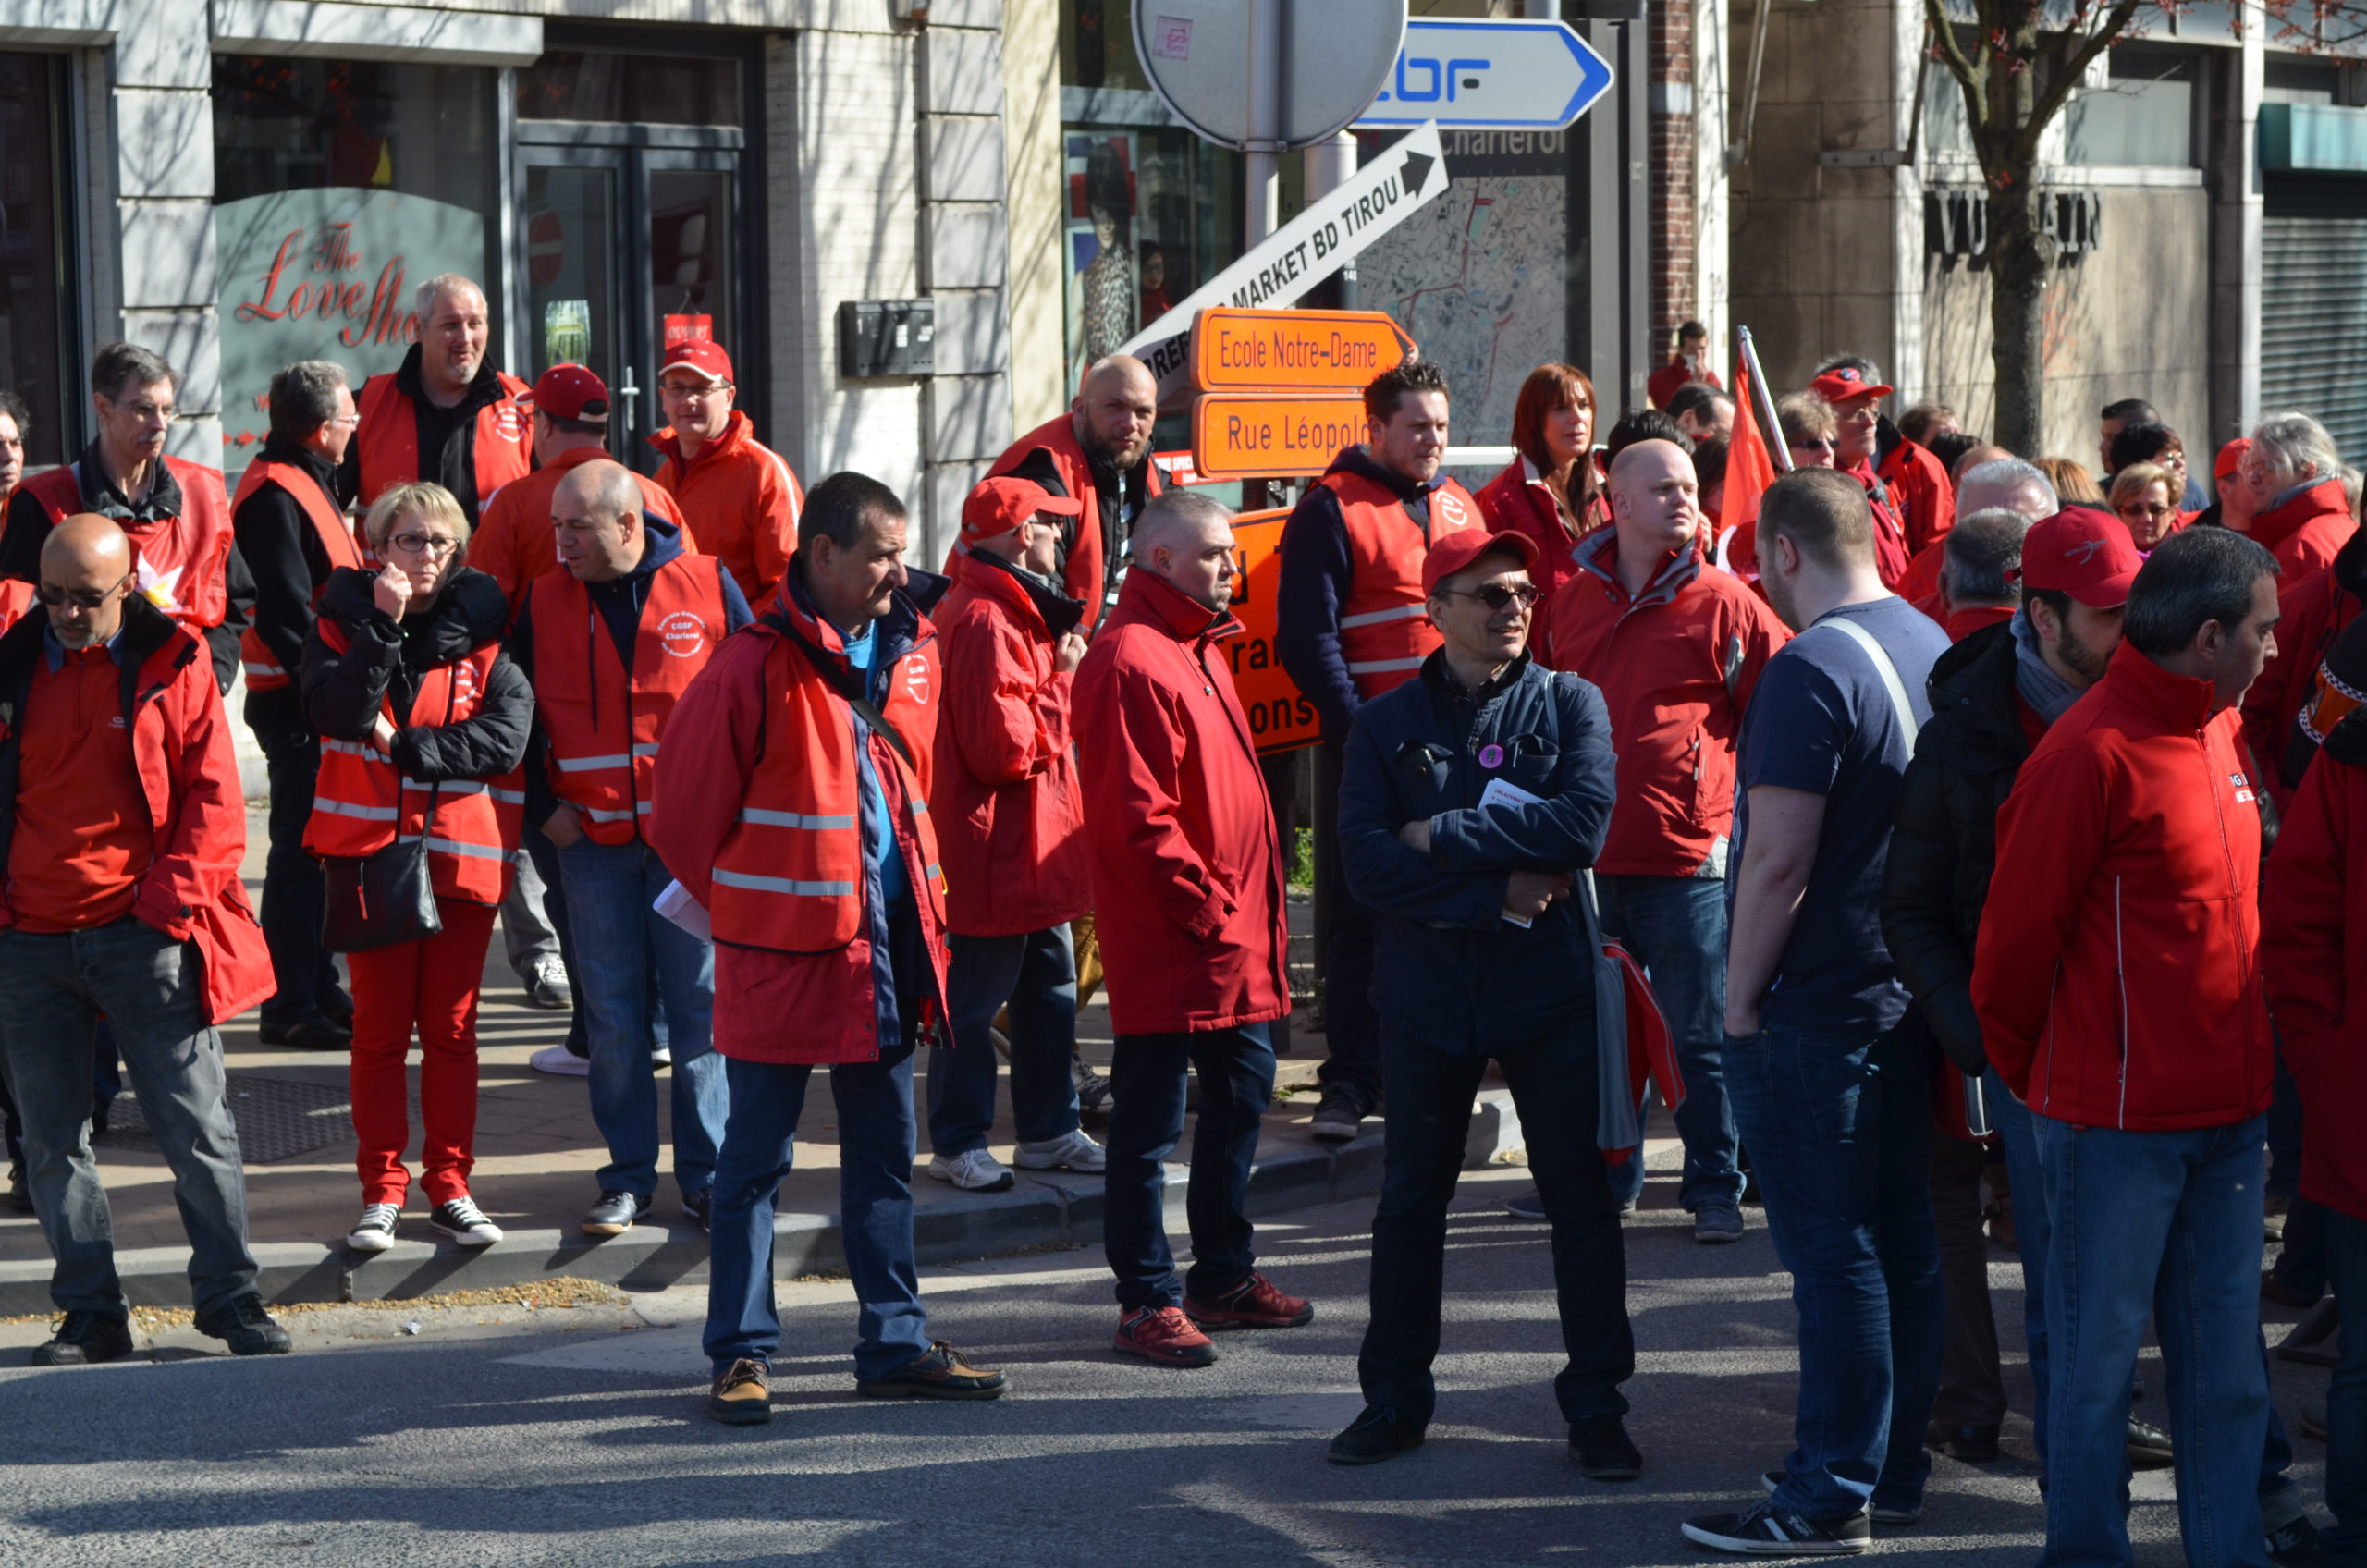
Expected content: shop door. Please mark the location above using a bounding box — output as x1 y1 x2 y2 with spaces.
516 126 742 472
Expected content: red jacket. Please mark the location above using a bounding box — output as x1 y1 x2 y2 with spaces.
2242 531 2364 811
978 414 1161 628
2252 476 2358 588
1878 439 1956 557
1475 454 1609 623
474 446 686 622
931 550 1089 937
2264 741 2367 1219
1846 459 1914 588
1973 643 2274 1131
1647 360 1719 410
1543 530 1788 876
648 411 803 608
1073 569 1290 1035
0 596 272 1023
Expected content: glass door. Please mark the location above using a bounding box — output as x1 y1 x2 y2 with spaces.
521 152 624 399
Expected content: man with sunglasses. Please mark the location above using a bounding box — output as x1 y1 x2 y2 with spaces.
2 342 251 693
0 514 283 1366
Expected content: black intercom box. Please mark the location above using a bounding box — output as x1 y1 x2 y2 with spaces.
837 299 935 379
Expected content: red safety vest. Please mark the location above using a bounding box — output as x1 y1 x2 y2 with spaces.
1320 468 1481 697
231 459 362 690
708 607 945 952
527 555 730 845
355 372 532 515
302 631 521 906
18 457 234 631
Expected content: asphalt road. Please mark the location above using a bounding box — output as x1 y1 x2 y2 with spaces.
0 1165 2327 1567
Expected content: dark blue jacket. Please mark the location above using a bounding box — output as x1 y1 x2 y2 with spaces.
1338 648 1617 1054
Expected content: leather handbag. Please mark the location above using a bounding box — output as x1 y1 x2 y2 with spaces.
322 779 443 953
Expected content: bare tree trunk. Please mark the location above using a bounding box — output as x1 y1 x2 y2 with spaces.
1987 180 2054 457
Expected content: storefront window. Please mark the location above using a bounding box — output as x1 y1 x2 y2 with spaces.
212 59 500 470
0 54 76 468
517 52 742 126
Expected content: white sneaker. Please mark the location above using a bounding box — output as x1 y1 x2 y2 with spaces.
652 1046 673 1068
1015 1129 1107 1172
927 1147 1015 1192
531 1043 590 1077
347 1202 399 1253
428 1194 503 1248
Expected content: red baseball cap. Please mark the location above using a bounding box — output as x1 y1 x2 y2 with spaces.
962 475 1083 544
526 363 609 423
1422 528 1539 597
1807 364 1895 406
2018 507 2143 608
660 340 734 386
2215 436 2252 481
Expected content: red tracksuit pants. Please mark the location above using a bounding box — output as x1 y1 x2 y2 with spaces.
347 899 499 1207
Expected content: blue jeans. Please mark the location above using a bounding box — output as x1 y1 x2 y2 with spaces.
1725 1024 1943 1519
1361 1020 1631 1425
927 926 1081 1156
1598 873 1740 1211
2324 1208 2367 1561
1989 1065 2054 1464
2033 1112 2273 1568
554 836 728 1200
1103 1023 1274 1310
0 920 258 1317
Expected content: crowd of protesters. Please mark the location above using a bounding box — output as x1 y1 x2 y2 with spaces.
1 284 2363 1564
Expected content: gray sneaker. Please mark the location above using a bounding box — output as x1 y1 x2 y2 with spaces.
1308 1090 1367 1143
1695 1201 1747 1244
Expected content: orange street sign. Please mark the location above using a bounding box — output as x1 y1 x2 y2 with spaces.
1191 307 1415 392
1220 508 1320 755
1192 392 1366 481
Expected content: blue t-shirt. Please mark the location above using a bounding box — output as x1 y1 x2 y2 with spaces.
843 624 912 911
1730 594 1949 1035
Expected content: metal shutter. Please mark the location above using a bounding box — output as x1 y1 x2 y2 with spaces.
2263 177 2367 461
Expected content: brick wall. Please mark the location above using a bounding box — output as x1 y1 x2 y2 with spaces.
1650 0 1696 346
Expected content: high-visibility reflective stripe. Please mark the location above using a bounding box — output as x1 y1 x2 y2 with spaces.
323 739 378 758
632 742 661 759
314 797 398 821
636 800 652 815
925 864 942 882
411 778 485 796
423 836 507 862
489 787 526 804
739 808 856 829
555 753 630 772
242 660 285 678
1338 603 1427 630
712 867 857 897
583 805 638 823
1345 655 1427 674
910 799 928 815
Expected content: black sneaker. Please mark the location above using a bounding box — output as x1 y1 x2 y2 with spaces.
1073 1052 1113 1128
31 1309 134 1366
1507 1189 1548 1221
1569 1414 1642 1480
582 1191 652 1236
1760 1468 1919 1526
682 1188 713 1233
1681 1501 1871 1555
320 990 355 1029
1328 1403 1425 1465
1926 1420 2001 1463
6 1162 31 1215
427 1195 502 1248
2127 1414 2175 1468
1308 1088 1367 1143
855 1341 1007 1400
193 1292 293 1356
258 1013 351 1050
2266 1508 2324 1565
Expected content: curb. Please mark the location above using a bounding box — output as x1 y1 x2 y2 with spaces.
0 1095 1526 1316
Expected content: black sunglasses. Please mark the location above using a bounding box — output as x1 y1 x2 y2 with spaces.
1437 582 1539 612
34 569 133 610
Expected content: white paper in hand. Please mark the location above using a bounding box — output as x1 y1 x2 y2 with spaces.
654 879 712 943
1478 778 1547 925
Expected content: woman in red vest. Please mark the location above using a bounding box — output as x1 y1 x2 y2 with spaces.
1476 363 1609 619
300 483 532 1256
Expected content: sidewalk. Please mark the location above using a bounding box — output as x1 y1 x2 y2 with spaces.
0 811 1566 1315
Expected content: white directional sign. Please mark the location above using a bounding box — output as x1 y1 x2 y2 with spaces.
1354 18 1614 131
1118 122 1448 411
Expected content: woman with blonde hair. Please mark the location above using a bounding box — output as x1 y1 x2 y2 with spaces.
1476 362 1609 617
2108 461 2181 551
301 482 533 1254
2034 456 2104 504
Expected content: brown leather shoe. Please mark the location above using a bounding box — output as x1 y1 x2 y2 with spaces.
857 1341 1008 1400
707 1357 771 1425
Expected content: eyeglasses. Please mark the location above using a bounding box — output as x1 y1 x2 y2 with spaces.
328 413 361 428
386 533 460 558
1438 582 1539 612
660 380 730 398
1791 436 1837 453
35 570 133 610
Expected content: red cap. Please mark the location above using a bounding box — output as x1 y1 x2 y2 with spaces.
660 340 734 385
1807 364 1895 406
526 363 609 423
2018 507 2143 608
1421 527 1539 597
2215 436 2252 481
962 475 1083 544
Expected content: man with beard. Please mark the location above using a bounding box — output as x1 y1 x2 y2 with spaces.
347 275 531 527
975 355 1160 631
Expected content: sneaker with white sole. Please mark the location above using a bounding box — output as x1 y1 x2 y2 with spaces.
522 957 570 1011
530 1043 590 1077
927 1147 1015 1192
652 1046 673 1067
428 1195 503 1248
1760 1470 1919 1526
347 1202 399 1253
1683 1500 1871 1555
1015 1129 1106 1172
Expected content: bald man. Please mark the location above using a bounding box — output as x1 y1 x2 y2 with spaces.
975 354 1160 628
348 274 531 524
511 460 752 1237
0 514 286 1365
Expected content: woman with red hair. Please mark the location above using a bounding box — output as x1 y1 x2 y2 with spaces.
1475 363 1608 618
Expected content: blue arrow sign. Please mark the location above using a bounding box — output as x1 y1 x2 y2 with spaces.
1355 18 1614 131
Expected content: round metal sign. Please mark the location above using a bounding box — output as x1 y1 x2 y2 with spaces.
1131 0 1405 153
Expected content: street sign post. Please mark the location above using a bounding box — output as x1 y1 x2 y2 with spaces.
1354 18 1614 131
1190 391 1367 482
1190 308 1413 393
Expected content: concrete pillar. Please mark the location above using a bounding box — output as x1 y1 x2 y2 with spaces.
1694 0 1731 376
2209 14 2265 445
1002 0 1064 430
112 0 223 464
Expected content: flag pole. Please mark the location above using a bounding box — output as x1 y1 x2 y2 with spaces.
1736 325 1794 474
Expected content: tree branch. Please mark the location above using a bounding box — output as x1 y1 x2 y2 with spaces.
1923 0 1989 128
2016 0 2145 163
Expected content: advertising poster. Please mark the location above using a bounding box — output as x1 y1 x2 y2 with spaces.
1064 131 1141 380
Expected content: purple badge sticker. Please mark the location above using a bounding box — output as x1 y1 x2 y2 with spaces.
1478 742 1505 770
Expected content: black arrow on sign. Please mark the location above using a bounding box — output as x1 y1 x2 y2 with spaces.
1400 150 1436 199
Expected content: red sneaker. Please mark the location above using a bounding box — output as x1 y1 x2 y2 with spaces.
1112 1305 1218 1367
1184 1272 1315 1330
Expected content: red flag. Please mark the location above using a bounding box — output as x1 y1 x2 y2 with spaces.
1715 359 1780 582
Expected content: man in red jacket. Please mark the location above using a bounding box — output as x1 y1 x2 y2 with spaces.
1074 489 1310 1369
2264 615 2367 1566
1806 360 1928 586
649 472 1005 1423
2241 411 2357 589
1545 438 1788 1243
923 476 1102 1193
0 515 284 1366
648 341 805 607
976 354 1160 627
1974 526 2285 1568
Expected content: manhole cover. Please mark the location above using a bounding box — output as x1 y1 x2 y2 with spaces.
94 1074 407 1164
